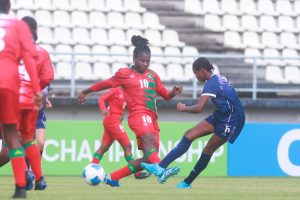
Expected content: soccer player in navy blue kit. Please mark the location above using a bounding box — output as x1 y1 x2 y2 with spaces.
141 57 245 188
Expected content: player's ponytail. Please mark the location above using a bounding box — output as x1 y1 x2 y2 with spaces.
192 57 214 72
131 35 151 58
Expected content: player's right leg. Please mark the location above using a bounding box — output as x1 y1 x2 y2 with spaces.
0 90 27 198
20 109 47 190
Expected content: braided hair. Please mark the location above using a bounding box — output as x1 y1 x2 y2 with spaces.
131 35 151 58
192 57 215 72
0 0 10 13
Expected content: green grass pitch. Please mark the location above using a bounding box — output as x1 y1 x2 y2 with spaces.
0 176 299 200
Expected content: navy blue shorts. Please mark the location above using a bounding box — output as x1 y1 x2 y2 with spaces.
205 114 245 144
36 106 46 129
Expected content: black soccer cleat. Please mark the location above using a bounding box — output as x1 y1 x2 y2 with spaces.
12 186 26 198
134 172 151 179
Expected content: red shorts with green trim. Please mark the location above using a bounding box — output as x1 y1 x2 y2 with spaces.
102 118 130 147
128 112 160 150
0 89 19 124
18 109 38 141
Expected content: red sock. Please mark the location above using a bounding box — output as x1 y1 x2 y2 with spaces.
91 153 102 164
10 157 27 187
148 151 161 164
25 144 42 181
111 166 132 180
134 171 140 176
91 158 100 164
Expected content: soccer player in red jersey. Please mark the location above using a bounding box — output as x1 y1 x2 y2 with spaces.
91 87 150 179
78 35 183 186
18 16 54 191
0 0 42 198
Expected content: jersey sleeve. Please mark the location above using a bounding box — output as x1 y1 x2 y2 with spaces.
18 20 40 93
202 77 219 98
98 88 116 111
90 69 126 92
38 48 54 90
153 71 173 100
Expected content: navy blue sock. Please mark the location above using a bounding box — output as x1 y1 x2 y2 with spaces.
159 136 192 168
184 153 211 185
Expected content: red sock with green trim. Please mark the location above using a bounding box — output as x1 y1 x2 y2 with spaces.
125 155 140 177
9 148 27 187
146 148 161 164
111 163 137 180
91 152 103 164
24 141 42 181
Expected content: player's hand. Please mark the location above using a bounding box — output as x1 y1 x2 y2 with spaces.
78 92 87 104
102 109 109 116
171 85 183 96
33 92 43 110
46 98 52 109
177 102 186 112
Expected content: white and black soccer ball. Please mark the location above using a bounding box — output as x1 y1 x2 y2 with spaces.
82 163 105 186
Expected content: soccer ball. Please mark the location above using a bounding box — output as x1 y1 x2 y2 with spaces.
82 163 105 186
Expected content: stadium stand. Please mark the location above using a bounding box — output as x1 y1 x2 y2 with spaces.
10 0 300 98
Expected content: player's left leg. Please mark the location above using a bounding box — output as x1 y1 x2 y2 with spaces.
178 134 226 188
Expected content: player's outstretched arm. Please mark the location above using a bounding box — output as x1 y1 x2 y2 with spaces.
78 88 93 104
169 85 183 98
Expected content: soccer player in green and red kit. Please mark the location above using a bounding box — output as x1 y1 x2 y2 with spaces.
0 0 42 197
78 35 183 186
91 86 150 179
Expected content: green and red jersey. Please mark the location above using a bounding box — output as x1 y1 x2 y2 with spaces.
90 67 173 117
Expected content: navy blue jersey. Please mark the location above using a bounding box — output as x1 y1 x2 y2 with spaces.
202 74 245 143
202 74 244 122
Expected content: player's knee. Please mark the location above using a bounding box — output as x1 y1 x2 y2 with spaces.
184 129 196 141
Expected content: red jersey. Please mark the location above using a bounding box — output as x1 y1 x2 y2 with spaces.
90 67 173 117
98 87 125 120
19 44 54 109
0 14 40 94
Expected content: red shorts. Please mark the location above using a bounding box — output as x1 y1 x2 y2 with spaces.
102 120 130 147
18 109 38 141
0 89 19 124
128 113 160 150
